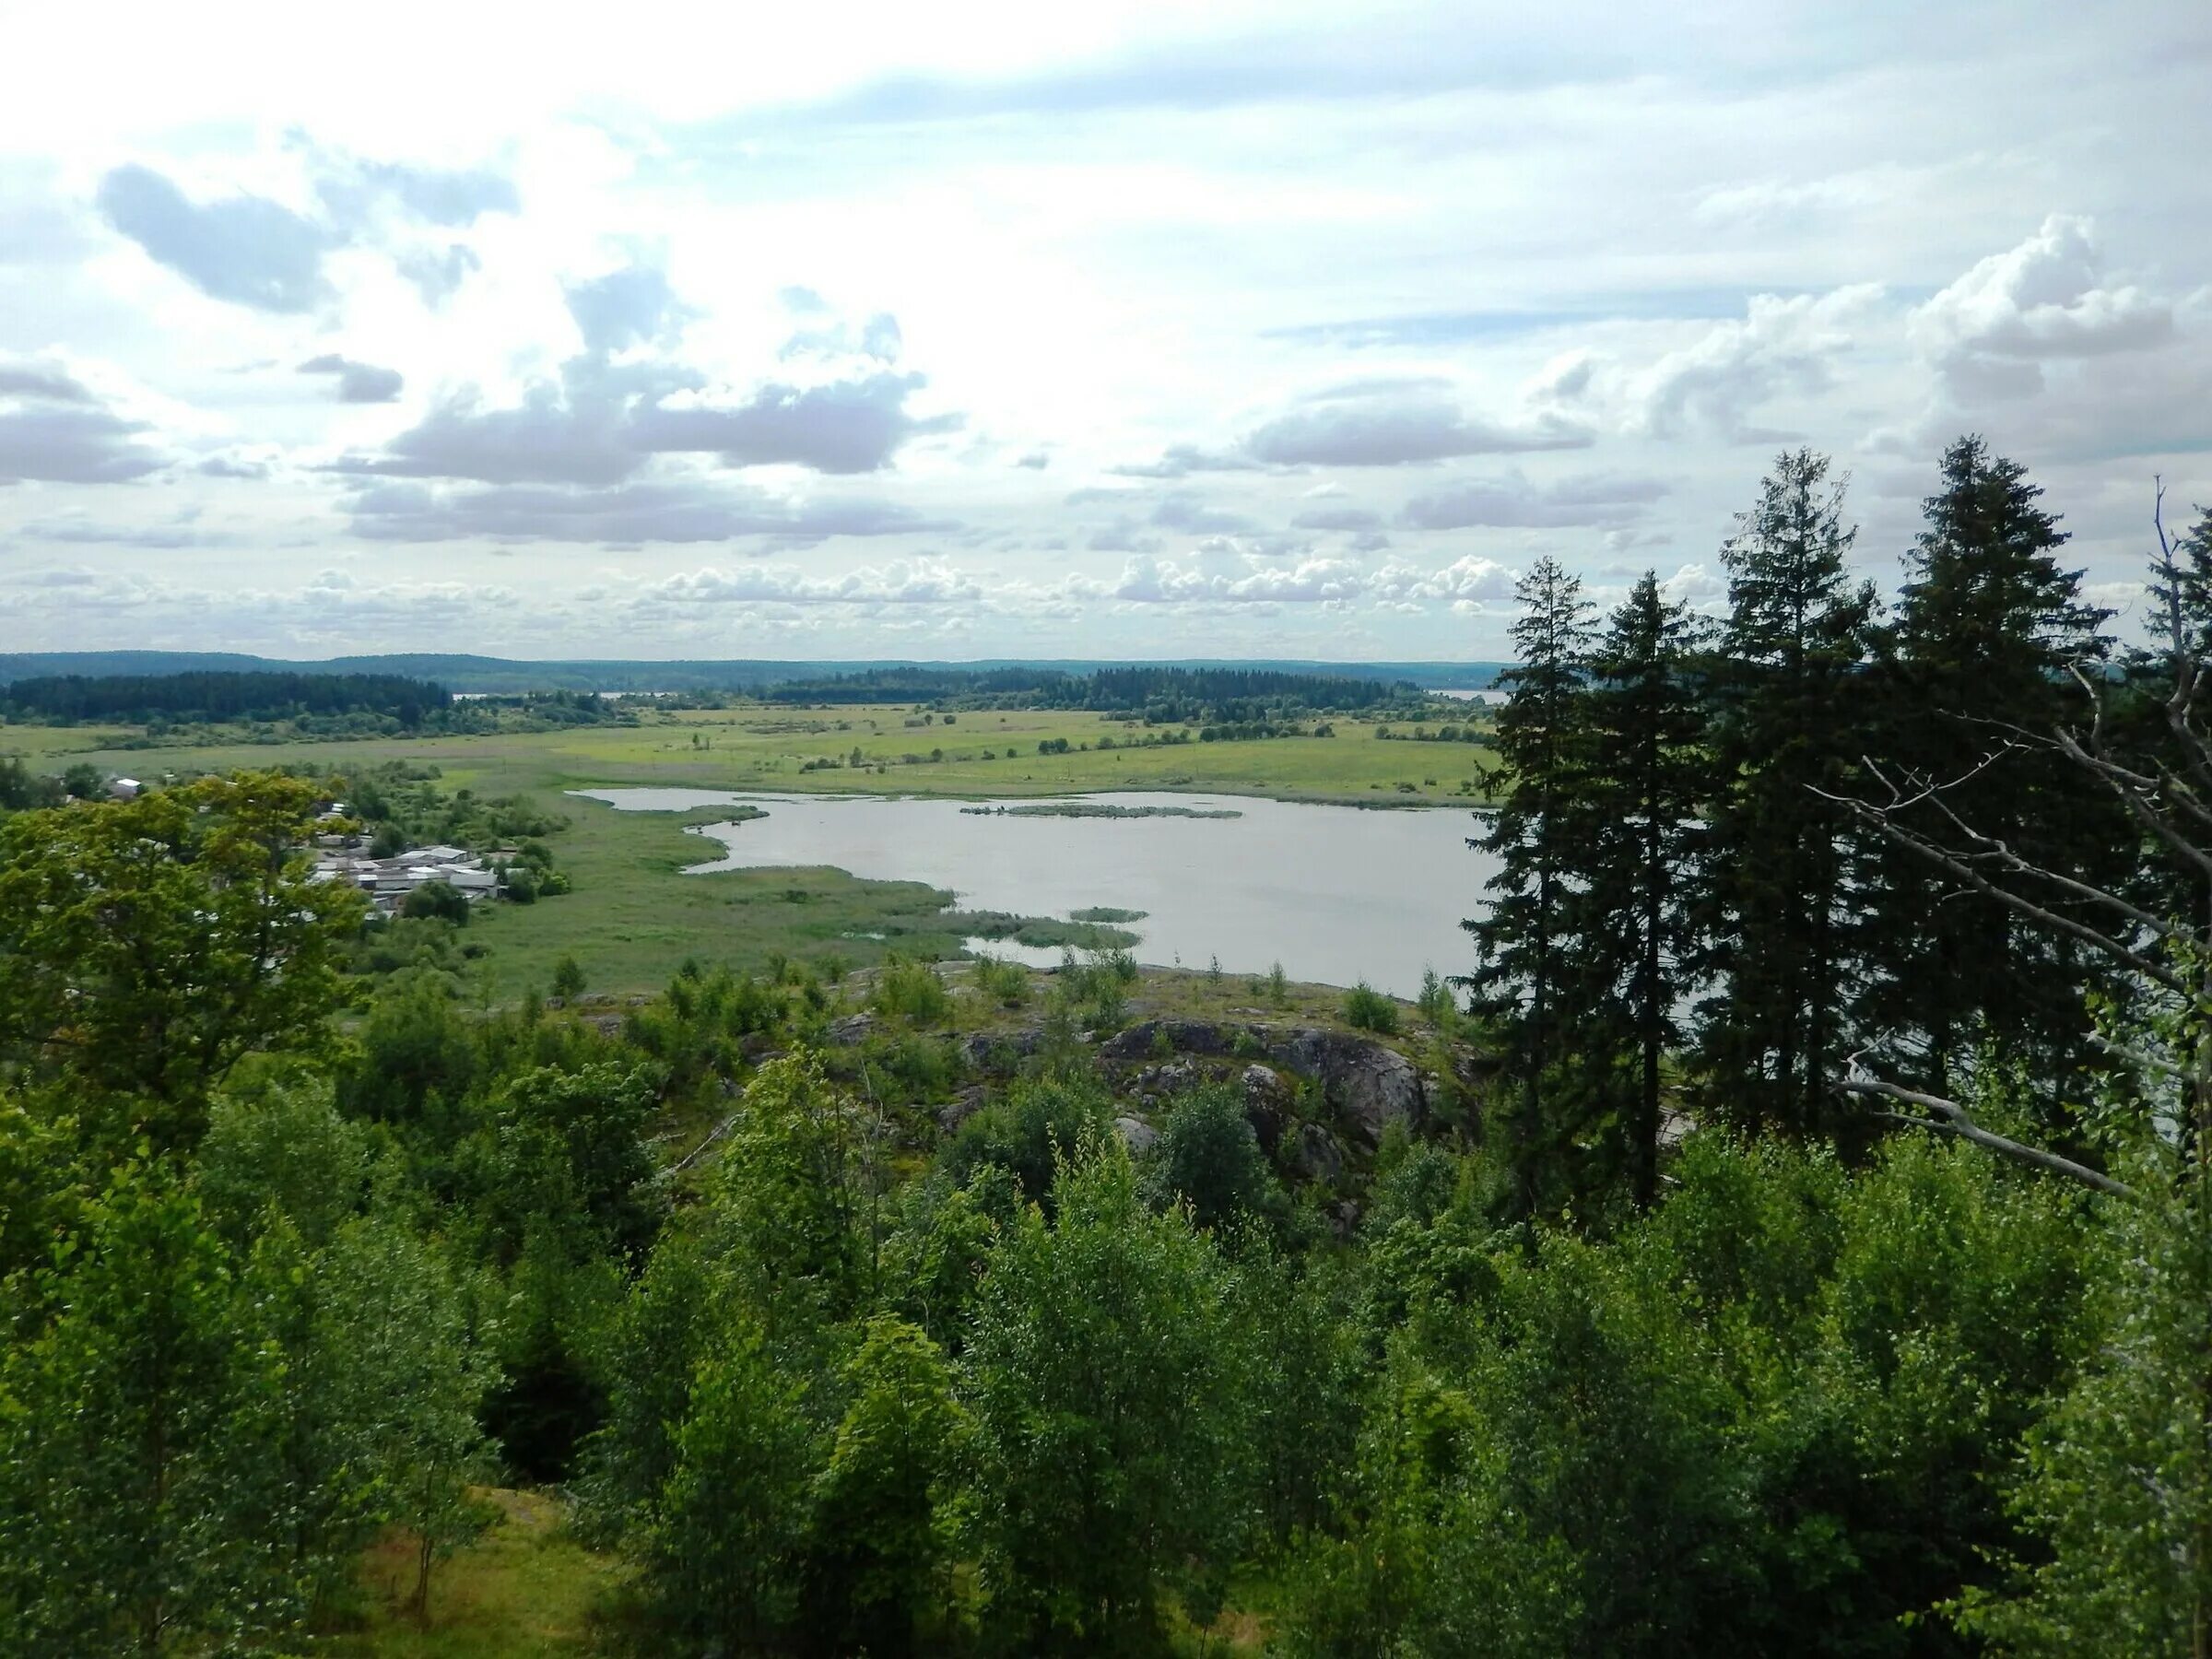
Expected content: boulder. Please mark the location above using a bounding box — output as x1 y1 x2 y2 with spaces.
1098 1019 1238 1062
936 1087 988 1137
1266 1030 1424 1147
1113 1114 1159 1156
1285 1121 1346 1185
824 1013 877 1047
960 1028 1043 1073
1240 1063 1291 1152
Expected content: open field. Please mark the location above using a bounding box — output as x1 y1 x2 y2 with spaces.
6 705 1497 999
12 702 1495 803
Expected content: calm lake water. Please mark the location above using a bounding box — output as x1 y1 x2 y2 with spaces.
572 789 1500 997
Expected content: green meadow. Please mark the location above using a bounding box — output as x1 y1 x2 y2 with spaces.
12 703 1496 999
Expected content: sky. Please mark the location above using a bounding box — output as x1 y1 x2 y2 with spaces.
1 0 2207 664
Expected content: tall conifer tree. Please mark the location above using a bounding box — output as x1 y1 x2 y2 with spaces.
1698 450 1880 1139
1866 436 2115 1094
1466 557 1598 1217
1582 572 1712 1208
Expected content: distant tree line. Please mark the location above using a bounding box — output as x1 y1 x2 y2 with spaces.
1 673 631 738
3 670 453 726
750 664 1424 721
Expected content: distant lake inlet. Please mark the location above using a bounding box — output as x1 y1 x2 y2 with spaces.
571 789 1500 997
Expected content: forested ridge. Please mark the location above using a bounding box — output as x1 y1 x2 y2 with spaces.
3 435 2212 1655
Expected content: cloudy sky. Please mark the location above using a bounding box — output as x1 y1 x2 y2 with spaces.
2 1 2207 662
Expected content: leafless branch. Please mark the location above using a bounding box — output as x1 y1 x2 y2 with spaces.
1842 1073 2135 1197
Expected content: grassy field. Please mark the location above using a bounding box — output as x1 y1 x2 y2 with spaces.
322 1491 620 1658
7 704 1496 999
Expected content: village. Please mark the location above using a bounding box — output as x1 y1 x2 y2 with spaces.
305 806 511 915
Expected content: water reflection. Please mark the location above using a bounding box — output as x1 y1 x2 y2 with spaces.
572 789 1497 997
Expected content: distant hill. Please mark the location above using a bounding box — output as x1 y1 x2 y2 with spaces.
0 652 1510 696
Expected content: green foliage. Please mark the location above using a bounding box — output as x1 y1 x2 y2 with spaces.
873 954 953 1026
804 1316 973 1652
549 953 585 1000
0 1166 300 1653
197 1076 372 1250
1698 450 1880 1139
966 1144 1253 1649
1956 1148 2212 1654
944 1075 1112 1205
339 971 479 1123
1144 1082 1277 1231
1341 980 1399 1035
641 1320 815 1650
403 878 474 925
0 771 364 1146
970 953 1030 1009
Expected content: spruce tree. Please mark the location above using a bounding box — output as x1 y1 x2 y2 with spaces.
1582 572 1711 1208
1866 435 2115 1095
1698 450 1880 1139
1466 556 1599 1217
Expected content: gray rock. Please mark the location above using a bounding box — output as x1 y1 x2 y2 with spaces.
1098 1019 1238 1062
961 1028 1043 1073
1286 1121 1345 1185
1265 1030 1423 1147
1241 1063 1291 1151
825 1013 877 1046
936 1087 988 1136
1113 1114 1159 1156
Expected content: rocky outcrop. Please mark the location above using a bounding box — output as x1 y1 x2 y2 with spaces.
1113 1114 1159 1156
1100 1019 1427 1148
1285 1121 1346 1185
960 1029 1045 1073
1240 1063 1292 1153
1099 1019 1238 1061
1265 1030 1423 1148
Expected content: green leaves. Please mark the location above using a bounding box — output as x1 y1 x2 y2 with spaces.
0 773 364 1146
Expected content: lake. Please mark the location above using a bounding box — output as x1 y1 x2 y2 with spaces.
573 788 1500 997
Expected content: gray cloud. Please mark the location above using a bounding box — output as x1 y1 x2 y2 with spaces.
566 264 690 353
1087 513 1165 554
96 164 335 312
395 242 480 306
1108 442 1263 479
626 370 959 474
313 157 519 228
1289 503 1382 532
1912 216 2177 402
1634 287 1878 442
197 454 270 479
1150 493 1258 535
1015 450 1051 469
0 368 164 487
340 477 953 547
1244 389 1593 465
0 362 93 404
637 558 982 606
782 312 902 363
335 350 954 488
1399 471 1670 530
23 513 208 548
299 353 405 404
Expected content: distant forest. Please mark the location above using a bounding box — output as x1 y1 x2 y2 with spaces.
0 650 1509 696
1 672 628 736
4 671 454 726
754 664 1424 719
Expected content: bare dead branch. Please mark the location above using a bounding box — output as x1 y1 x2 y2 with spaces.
1832 795 2188 994
1843 1075 2135 1197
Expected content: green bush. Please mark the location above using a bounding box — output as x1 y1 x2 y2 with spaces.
873 955 952 1027
1343 982 1399 1035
